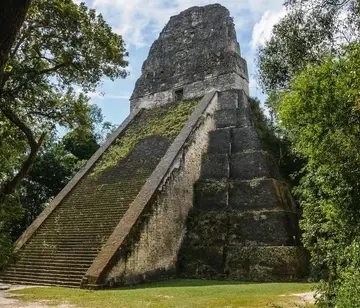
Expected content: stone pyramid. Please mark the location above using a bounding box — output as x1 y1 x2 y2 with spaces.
0 4 307 288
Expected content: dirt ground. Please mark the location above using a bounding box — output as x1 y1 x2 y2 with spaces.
0 284 75 308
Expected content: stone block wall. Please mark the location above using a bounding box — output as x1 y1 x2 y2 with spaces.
177 89 309 281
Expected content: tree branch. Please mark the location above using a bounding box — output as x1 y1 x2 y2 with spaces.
0 105 47 195
38 62 68 75
0 105 37 149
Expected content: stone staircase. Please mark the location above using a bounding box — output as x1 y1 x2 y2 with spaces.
0 105 185 287
178 89 308 281
0 178 149 287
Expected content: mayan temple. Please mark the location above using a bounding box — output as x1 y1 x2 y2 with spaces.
0 4 307 288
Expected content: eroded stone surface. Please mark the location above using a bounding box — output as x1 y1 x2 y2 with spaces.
130 4 249 111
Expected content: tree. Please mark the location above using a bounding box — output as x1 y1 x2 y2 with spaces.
256 0 359 102
0 0 32 90
275 43 360 306
0 0 128 197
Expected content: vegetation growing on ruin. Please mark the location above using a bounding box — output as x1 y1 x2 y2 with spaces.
91 100 198 176
195 178 228 193
249 97 303 185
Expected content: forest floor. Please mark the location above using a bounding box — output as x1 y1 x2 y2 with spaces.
0 280 316 308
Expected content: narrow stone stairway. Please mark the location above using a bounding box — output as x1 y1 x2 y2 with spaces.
0 101 196 287
178 89 307 281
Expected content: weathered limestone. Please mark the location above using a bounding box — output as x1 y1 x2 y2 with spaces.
177 88 308 281
130 4 249 111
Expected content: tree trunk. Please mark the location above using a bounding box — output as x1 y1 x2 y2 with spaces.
1 133 45 196
0 105 45 196
0 0 32 91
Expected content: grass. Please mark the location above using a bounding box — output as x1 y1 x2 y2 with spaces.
90 100 197 176
11 279 315 308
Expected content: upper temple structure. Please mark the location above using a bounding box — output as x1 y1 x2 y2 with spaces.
130 4 249 110
0 4 308 288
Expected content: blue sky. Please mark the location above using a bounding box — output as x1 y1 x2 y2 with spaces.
75 0 287 126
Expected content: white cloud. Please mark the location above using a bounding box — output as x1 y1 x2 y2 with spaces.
91 0 284 48
251 7 286 50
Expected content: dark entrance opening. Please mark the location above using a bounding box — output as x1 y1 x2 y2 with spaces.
174 88 184 101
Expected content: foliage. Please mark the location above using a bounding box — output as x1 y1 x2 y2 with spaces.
0 0 128 196
275 43 360 306
335 240 360 307
256 3 339 94
256 0 359 113
249 97 303 185
0 193 23 270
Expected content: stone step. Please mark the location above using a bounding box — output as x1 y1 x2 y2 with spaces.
207 129 231 154
186 209 300 247
38 225 117 232
207 127 262 155
15 260 92 269
179 244 308 282
17 258 94 266
37 227 115 234
54 211 122 217
231 127 262 153
214 109 252 129
25 244 102 251
5 265 87 275
39 220 117 226
229 151 281 180
200 151 281 181
200 153 229 179
28 236 107 243
218 89 241 109
45 215 126 222
33 232 109 239
194 178 296 212
19 251 98 259
21 250 101 258
56 204 132 210
54 207 132 214
0 277 80 288
26 242 104 249
1 269 84 280
194 179 228 210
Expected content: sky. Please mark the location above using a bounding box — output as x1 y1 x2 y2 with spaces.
75 0 287 126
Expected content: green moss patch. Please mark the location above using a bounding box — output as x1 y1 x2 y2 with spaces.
91 100 198 176
195 178 228 193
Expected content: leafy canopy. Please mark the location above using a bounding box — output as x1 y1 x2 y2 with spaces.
0 0 128 196
276 43 360 307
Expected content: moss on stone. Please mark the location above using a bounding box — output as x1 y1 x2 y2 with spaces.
91 100 198 176
195 178 228 193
